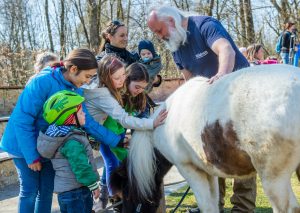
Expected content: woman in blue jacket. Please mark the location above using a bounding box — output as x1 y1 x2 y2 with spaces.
0 48 122 213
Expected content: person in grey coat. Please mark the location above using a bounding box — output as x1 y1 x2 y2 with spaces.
37 90 100 213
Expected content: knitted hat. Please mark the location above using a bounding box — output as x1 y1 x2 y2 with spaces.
138 40 157 57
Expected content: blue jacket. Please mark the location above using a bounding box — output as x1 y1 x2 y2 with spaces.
0 66 120 164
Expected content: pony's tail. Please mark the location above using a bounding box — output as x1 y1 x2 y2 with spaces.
128 130 156 200
296 165 300 182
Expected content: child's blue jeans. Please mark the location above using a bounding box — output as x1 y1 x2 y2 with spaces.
13 158 55 213
57 187 93 213
100 143 120 195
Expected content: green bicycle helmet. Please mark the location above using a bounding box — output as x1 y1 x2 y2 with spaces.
43 90 85 125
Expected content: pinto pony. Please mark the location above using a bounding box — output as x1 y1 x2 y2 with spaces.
111 64 300 213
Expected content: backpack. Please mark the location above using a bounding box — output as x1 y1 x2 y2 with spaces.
275 33 283 54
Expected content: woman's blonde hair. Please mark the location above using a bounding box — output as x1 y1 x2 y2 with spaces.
246 44 263 62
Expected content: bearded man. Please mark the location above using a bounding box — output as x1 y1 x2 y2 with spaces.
147 6 249 83
147 6 256 213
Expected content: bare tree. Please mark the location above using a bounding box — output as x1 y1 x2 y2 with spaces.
5 0 300 86
269 0 300 33
45 0 54 51
117 0 124 20
60 0 66 57
243 0 255 43
172 0 190 11
109 0 115 20
72 0 90 46
126 0 131 34
88 0 100 53
205 0 215 16
238 0 247 46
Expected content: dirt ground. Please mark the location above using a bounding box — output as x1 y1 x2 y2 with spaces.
0 156 184 213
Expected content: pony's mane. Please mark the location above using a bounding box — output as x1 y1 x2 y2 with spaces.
127 103 166 199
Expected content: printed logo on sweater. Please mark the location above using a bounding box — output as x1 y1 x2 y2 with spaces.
195 51 208 59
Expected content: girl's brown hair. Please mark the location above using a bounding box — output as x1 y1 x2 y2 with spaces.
50 48 98 75
99 20 125 52
123 63 149 112
98 55 125 106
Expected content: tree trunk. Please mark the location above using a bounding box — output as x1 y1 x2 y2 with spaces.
72 0 90 46
60 0 66 57
45 0 54 51
109 0 114 20
206 0 214 16
126 0 131 35
88 0 100 53
239 0 247 46
117 0 124 21
270 0 289 24
243 0 255 43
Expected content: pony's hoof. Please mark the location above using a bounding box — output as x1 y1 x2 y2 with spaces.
187 207 201 213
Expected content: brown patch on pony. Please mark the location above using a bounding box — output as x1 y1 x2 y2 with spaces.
201 120 255 176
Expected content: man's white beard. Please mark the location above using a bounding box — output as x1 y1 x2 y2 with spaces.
164 26 186 52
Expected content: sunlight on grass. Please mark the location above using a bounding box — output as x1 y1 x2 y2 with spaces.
165 173 300 213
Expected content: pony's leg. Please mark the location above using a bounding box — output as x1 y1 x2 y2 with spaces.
177 165 219 213
251 142 300 213
259 173 300 213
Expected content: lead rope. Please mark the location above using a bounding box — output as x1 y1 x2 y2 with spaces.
171 186 190 213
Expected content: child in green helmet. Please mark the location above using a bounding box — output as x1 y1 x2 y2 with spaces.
37 90 100 213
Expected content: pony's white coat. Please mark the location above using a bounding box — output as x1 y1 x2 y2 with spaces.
128 64 300 213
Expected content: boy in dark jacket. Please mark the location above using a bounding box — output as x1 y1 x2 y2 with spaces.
138 39 163 93
37 90 100 213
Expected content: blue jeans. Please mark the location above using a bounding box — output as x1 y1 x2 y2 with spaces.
13 158 55 213
100 144 120 195
100 167 107 185
57 187 93 213
281 52 289 64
